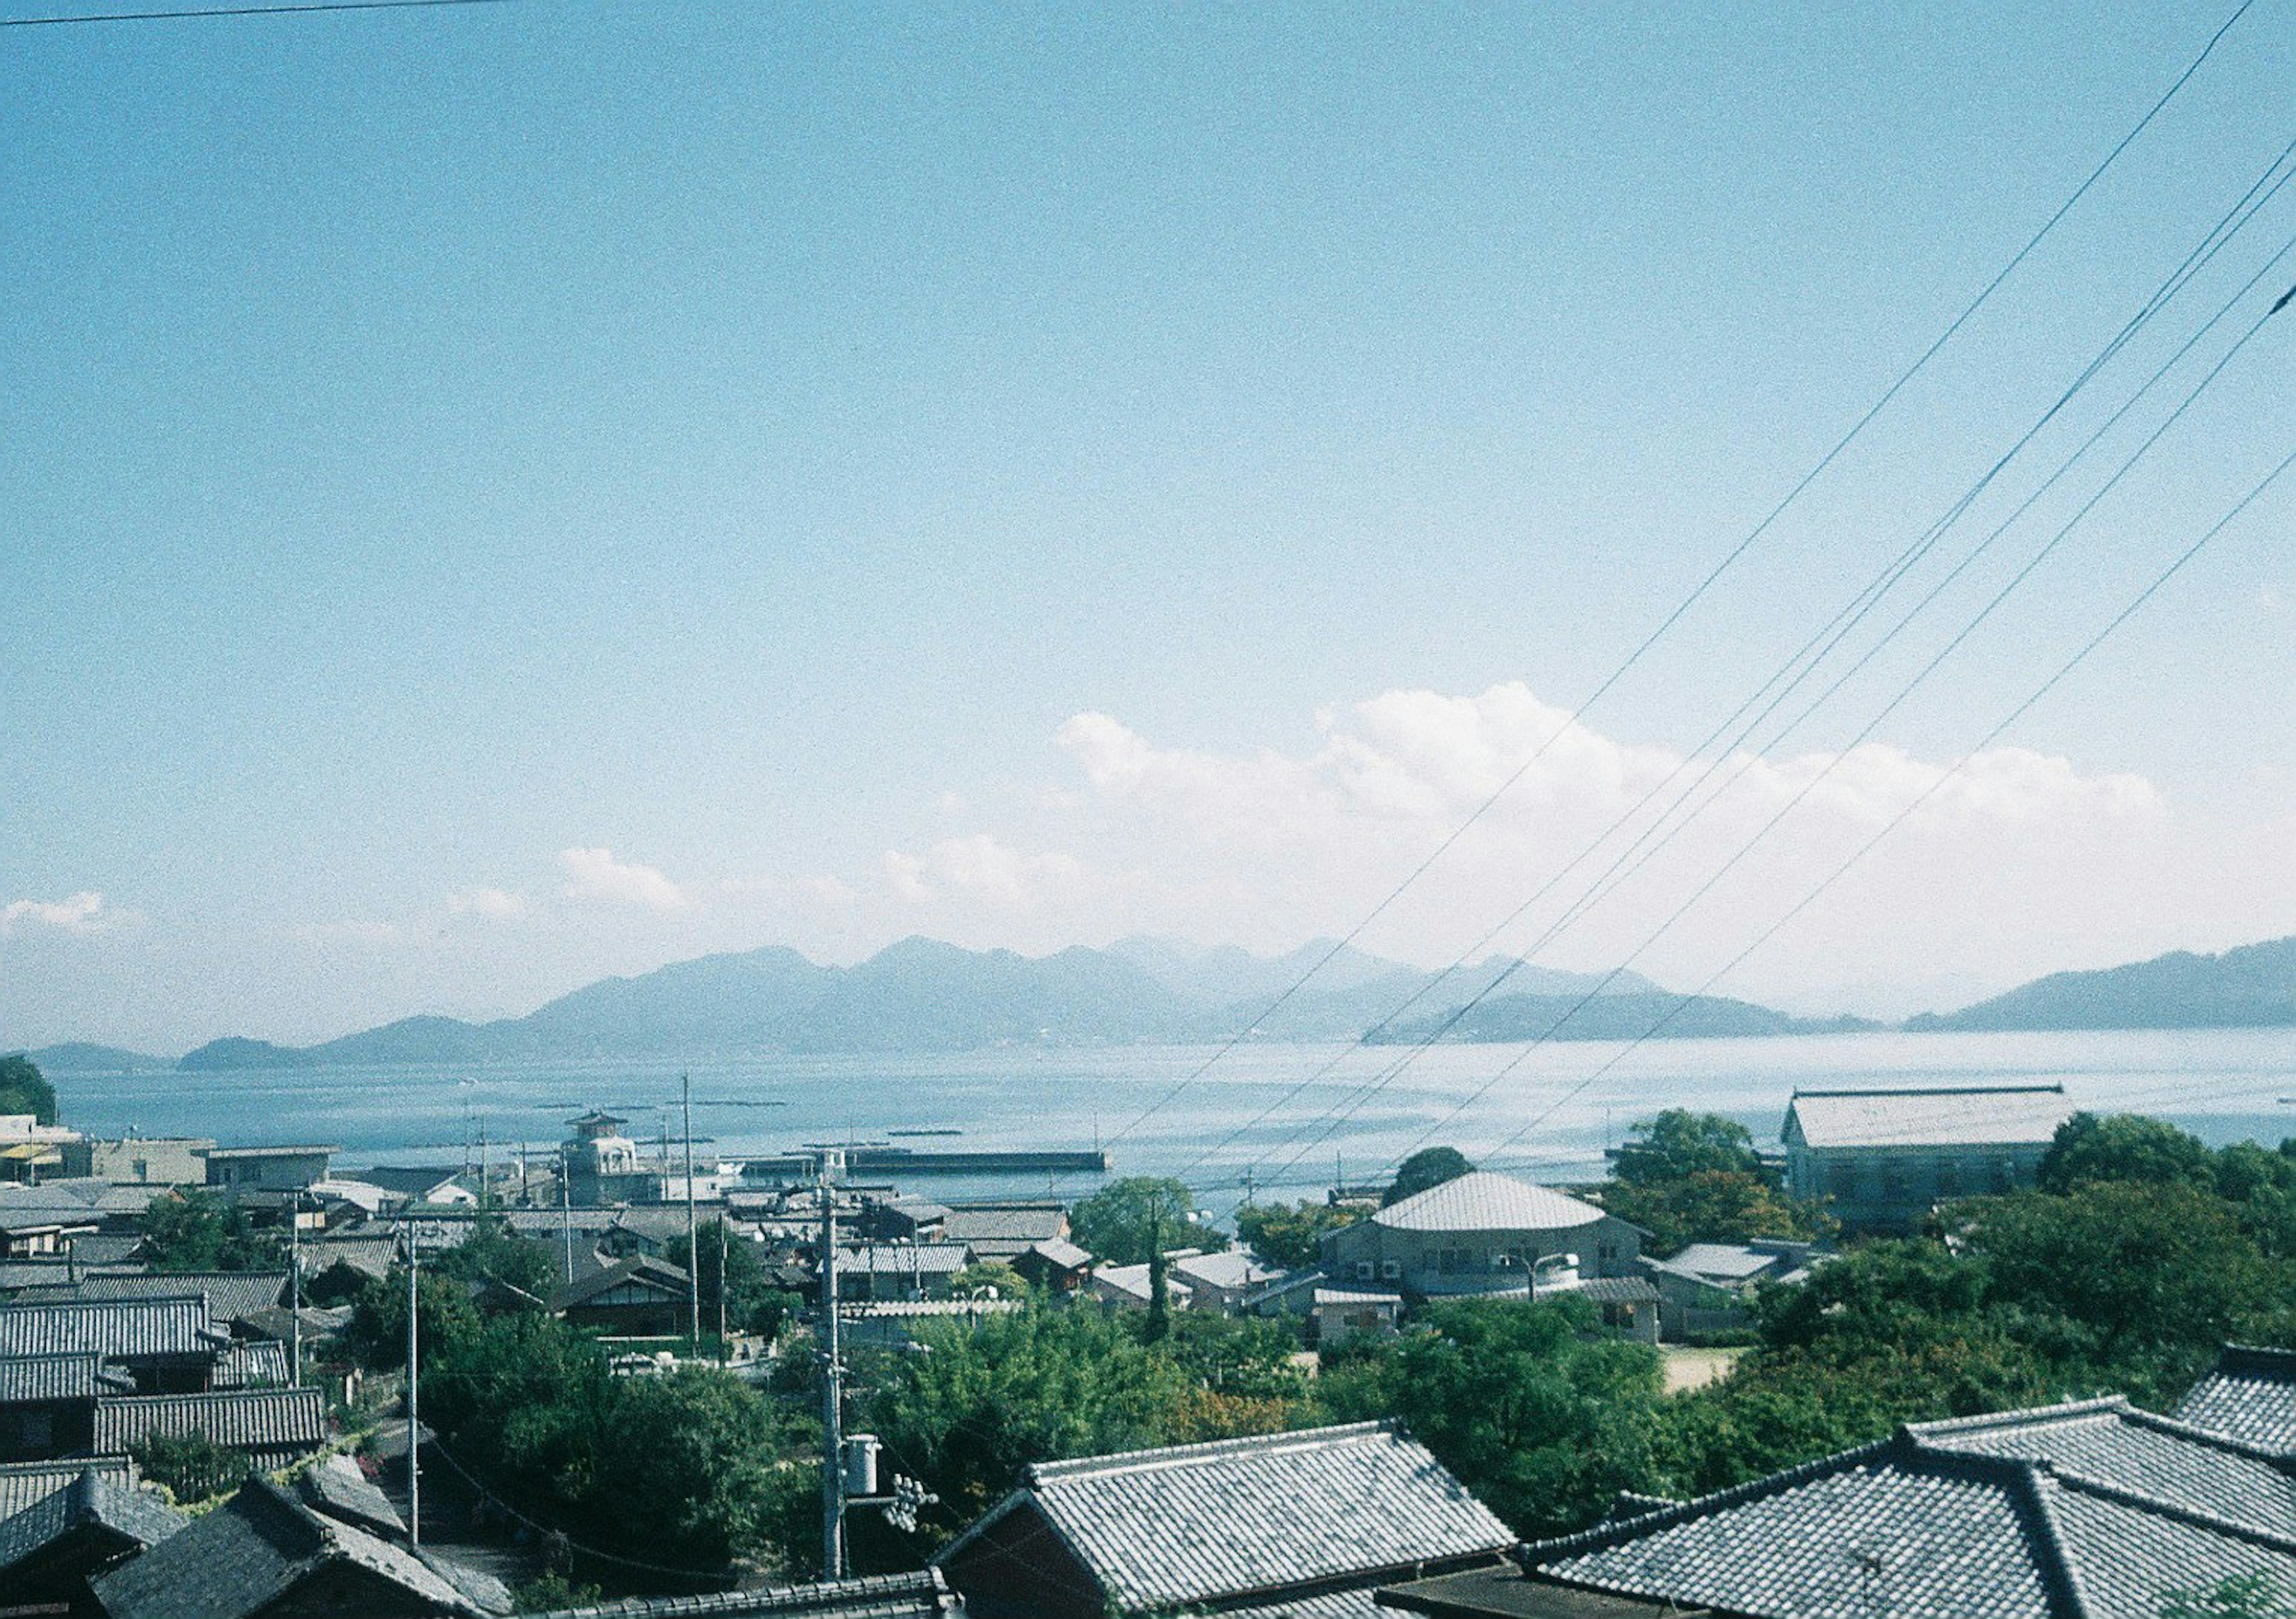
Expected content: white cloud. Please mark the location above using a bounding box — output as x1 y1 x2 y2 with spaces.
558 847 692 912
446 886 527 921
1033 683 2206 1011
1 891 117 937
883 835 1099 908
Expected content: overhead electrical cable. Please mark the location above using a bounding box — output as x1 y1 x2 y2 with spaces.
1255 274 2296 1193
1180 147 2296 1193
1472 439 2296 1171
1089 0 2260 1161
1208 163 2296 1193
1 0 518 25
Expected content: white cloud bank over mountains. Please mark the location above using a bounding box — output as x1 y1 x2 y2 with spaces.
7 682 2289 1047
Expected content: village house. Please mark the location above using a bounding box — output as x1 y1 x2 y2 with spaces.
2175 1342 2296 1453
1381 1384 2296 1617
1782 1084 2077 1233
1314 1285 1403 1346
548 1254 691 1336
1010 1236 1092 1294
0 1464 185 1617
936 1420 1515 1619
1321 1171 1645 1297
57 1138 212 1188
836 1243 973 1302
1639 1240 1827 1341
203 1144 338 1195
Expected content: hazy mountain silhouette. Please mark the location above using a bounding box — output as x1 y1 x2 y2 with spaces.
1908 934 2296 1033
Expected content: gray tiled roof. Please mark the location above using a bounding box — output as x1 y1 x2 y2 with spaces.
0 1456 132 1521
841 1244 972 1276
300 1452 406 1538
0 1464 185 1574
13 1269 289 1324
1910 1398 2296 1533
2177 1345 2296 1456
0 1351 133 1403
94 1388 328 1456
1526 1407 2296 1619
93 1476 496 1618
1783 1085 2074 1150
213 1337 293 1389
533 1569 960 1619
0 1296 219 1360
1372 1173 1606 1235
942 1420 1513 1613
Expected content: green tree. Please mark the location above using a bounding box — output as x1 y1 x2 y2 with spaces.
1599 1169 1836 1254
1069 1177 1227 1266
138 1189 285 1273
1611 1111 1761 1186
0 1055 57 1125
339 1267 483 1371
1316 1296 1663 1537
1384 1147 1473 1208
948 1259 1030 1302
694 1218 789 1336
1236 1199 1363 1270
2039 1112 2216 1194
433 1214 557 1303
133 1430 252 1503
861 1306 1201 1535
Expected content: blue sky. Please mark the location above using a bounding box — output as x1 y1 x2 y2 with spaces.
4 1 2292 1050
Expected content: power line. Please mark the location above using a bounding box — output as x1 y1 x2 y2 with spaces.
1474 438 2296 1169
1089 0 2259 1162
1217 157 2296 1196
1256 273 2296 1195
2 0 520 25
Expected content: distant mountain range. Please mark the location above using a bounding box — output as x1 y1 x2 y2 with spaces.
25 929 2296 1072
166 935 1669 1070
1906 935 2296 1033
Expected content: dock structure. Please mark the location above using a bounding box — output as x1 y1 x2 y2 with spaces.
741 1146 1108 1181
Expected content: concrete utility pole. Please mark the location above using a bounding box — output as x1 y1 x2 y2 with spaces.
684 1071 700 1352
405 1231 421 1547
560 1165 574 1284
288 1189 303 1385
819 1148 846 1579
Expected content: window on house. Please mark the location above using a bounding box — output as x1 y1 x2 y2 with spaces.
1355 1261 1375 1281
1380 1260 1401 1281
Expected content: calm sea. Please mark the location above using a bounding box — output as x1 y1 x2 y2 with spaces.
50 1028 2296 1217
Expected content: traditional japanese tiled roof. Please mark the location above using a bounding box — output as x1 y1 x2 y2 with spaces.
939 1420 1513 1614
1567 1278 1661 1306
0 1456 132 1522
547 1253 689 1312
0 1464 185 1576
1021 1236 1092 1270
213 1338 293 1389
1371 1174 1607 1235
0 1351 133 1403
1782 1085 2075 1151
14 1269 289 1324
306 1233 402 1278
2177 1345 2296 1456
300 1452 406 1539
94 1388 328 1456
939 1206 1068 1255
0 1296 219 1360
839 1244 972 1276
534 1569 961 1619
1524 1403 2296 1618
93 1476 500 1618
1173 1251 1283 1294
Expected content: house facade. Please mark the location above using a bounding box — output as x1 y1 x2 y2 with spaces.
1321 1171 1644 1297
1782 1085 2076 1233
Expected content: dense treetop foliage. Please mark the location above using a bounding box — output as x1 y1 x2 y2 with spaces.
138 1188 286 1273
0 1054 57 1125
1234 1198 1363 1270
1069 1177 1229 1265
1384 1147 1473 1206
